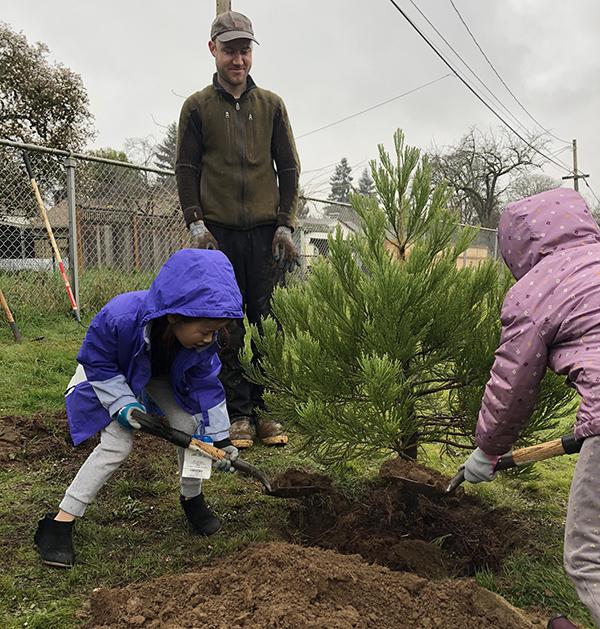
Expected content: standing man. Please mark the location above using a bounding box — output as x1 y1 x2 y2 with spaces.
175 10 300 449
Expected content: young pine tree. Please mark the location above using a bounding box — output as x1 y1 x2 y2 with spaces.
245 130 574 466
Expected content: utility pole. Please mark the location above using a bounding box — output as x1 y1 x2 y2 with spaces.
216 0 231 14
562 139 589 192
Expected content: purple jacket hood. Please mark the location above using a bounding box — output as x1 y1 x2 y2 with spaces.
142 248 244 324
498 187 600 279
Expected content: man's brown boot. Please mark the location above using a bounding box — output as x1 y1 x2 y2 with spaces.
256 418 288 446
230 417 255 449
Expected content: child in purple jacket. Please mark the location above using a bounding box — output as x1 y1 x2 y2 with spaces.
462 188 600 628
34 248 243 568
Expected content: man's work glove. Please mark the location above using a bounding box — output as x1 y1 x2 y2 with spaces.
272 226 300 273
461 447 501 484
116 402 146 430
212 442 239 473
189 220 218 250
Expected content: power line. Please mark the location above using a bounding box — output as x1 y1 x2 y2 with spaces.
583 178 600 206
385 0 572 174
295 73 452 139
405 0 573 173
302 158 369 192
302 161 340 174
447 0 570 144
551 145 572 157
406 0 531 137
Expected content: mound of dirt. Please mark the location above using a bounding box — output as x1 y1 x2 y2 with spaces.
281 462 529 578
86 542 544 629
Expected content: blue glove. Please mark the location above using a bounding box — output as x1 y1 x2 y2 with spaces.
116 402 146 430
461 447 501 484
213 444 239 473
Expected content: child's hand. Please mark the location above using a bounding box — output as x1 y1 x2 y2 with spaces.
213 444 239 473
116 402 146 430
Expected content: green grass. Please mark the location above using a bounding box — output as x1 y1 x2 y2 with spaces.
0 316 85 414
0 314 594 627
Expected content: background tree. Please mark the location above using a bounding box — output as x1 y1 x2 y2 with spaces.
78 148 144 208
153 122 177 172
430 127 548 228
0 22 95 219
297 187 310 219
0 22 94 148
328 157 353 204
244 130 574 467
507 173 561 202
356 167 375 196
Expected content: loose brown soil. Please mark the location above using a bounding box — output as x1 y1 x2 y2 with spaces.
0 412 92 467
0 412 170 476
86 541 545 629
3 413 556 625
281 460 529 579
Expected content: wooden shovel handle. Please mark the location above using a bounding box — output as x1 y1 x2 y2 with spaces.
189 437 226 460
495 434 584 471
446 434 584 493
0 288 22 342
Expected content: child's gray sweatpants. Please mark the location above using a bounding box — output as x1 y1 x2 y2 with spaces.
59 377 202 517
564 434 600 627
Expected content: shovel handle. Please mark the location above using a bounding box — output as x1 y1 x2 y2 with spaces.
189 437 226 460
131 409 273 491
132 409 228 460
446 434 584 493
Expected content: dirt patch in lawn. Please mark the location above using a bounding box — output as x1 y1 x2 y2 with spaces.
85 541 545 629
280 459 528 579
0 412 175 479
0 412 78 464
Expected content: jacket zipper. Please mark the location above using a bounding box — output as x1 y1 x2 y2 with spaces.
234 99 248 228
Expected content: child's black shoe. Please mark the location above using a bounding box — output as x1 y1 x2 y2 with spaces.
34 514 75 568
180 494 221 535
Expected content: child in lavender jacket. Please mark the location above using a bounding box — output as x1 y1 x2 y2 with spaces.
462 188 600 628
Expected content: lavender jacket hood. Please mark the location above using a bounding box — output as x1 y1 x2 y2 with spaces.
476 188 600 455
65 249 243 445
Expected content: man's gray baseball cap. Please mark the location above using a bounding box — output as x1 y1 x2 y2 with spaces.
211 11 259 44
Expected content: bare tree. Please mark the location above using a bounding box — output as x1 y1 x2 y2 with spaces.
431 127 549 227
507 173 561 203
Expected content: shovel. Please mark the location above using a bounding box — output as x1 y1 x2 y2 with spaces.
131 410 323 498
446 433 584 494
131 409 273 492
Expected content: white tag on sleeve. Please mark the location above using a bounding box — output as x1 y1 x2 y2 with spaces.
182 448 212 480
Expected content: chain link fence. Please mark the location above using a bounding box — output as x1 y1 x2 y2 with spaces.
0 138 499 320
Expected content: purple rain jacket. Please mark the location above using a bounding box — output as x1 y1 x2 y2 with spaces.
476 188 600 455
65 249 243 446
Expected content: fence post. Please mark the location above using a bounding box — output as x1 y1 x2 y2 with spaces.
64 156 80 310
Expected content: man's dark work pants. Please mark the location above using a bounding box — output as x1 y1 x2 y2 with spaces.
206 223 277 421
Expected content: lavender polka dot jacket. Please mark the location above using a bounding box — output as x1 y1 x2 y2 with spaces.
476 187 600 455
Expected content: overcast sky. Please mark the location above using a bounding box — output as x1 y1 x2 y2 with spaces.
4 0 600 205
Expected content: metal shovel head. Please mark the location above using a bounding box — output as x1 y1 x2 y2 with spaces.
392 474 447 498
231 459 273 493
